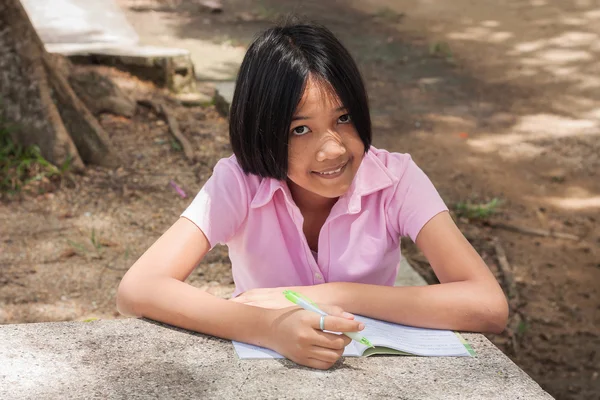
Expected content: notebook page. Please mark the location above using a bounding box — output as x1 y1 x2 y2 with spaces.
354 315 471 357
232 315 471 359
232 341 284 359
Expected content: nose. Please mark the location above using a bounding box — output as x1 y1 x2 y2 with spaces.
316 132 346 162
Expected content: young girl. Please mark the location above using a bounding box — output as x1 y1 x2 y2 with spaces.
117 22 508 370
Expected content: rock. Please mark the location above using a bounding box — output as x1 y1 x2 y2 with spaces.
172 92 213 107
213 81 235 117
237 12 257 22
69 45 197 94
542 168 567 183
199 0 223 13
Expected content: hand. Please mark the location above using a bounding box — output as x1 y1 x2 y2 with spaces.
264 304 365 370
230 286 299 309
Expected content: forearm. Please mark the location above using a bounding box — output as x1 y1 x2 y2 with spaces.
117 276 274 347
306 281 508 333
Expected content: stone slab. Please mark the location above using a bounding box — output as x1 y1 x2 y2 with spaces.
20 0 139 53
0 319 553 399
118 6 245 81
395 256 428 286
214 81 236 116
70 45 190 58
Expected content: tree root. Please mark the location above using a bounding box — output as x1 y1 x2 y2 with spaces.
490 222 580 241
138 99 196 162
492 236 526 354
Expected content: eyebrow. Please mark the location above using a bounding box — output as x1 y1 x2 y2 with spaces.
291 106 347 122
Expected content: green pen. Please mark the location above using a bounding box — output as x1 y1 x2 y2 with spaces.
283 290 374 348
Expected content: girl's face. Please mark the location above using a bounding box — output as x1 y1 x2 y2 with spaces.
286 77 365 206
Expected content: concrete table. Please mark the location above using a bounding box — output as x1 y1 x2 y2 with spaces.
0 319 553 399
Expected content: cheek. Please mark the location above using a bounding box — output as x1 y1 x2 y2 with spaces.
287 140 312 171
287 154 307 183
345 131 365 154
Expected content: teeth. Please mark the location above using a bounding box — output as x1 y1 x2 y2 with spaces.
318 166 343 175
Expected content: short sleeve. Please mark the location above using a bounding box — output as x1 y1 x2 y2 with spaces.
388 157 448 242
181 158 249 248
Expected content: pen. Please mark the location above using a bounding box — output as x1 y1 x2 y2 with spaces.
283 290 374 348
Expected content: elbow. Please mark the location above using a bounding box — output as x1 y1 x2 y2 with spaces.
481 293 509 334
116 274 144 317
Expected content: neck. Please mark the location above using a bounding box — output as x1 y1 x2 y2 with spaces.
287 179 338 214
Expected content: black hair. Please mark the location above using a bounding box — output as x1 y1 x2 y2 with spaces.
229 22 371 180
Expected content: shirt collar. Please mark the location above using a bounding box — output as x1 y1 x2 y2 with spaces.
250 174 294 209
249 147 395 212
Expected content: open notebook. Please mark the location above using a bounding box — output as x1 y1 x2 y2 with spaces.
233 315 475 359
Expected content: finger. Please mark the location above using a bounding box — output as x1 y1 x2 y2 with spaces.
312 330 352 350
308 345 345 364
304 357 337 370
311 314 364 333
318 304 355 319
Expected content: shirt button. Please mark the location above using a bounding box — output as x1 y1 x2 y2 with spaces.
315 273 323 280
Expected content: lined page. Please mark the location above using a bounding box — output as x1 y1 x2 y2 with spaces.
354 315 471 357
232 315 471 359
232 341 285 359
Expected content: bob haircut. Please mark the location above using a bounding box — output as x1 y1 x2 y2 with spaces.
229 22 371 180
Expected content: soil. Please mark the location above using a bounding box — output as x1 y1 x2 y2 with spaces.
1 1 599 399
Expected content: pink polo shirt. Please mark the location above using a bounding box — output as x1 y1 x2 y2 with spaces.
182 147 448 297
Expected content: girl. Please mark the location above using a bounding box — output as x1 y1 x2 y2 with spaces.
117 22 508 370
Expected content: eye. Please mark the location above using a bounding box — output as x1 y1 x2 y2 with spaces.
292 125 310 136
338 114 352 124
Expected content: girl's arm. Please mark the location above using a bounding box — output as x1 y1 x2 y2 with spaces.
333 211 508 333
117 217 270 342
233 212 509 333
117 217 363 369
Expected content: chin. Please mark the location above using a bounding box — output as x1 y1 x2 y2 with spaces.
317 183 351 199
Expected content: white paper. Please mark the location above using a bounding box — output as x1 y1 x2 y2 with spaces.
353 316 470 357
233 315 471 359
232 341 286 359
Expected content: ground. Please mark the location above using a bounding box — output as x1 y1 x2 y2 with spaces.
1 1 599 399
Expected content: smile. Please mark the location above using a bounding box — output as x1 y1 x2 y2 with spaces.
313 161 348 178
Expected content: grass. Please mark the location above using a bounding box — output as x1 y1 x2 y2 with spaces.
517 320 528 336
0 120 71 195
67 240 88 254
170 139 183 152
90 228 104 252
455 198 501 221
67 229 106 258
373 7 405 23
429 41 454 61
67 228 108 258
255 3 280 21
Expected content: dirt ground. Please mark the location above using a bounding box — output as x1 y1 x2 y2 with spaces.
1 1 599 399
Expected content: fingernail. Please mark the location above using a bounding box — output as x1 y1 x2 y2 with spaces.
358 323 365 331
342 312 354 319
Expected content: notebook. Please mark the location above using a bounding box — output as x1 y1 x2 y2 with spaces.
233 315 475 359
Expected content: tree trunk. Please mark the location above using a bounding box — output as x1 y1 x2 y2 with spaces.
0 0 120 169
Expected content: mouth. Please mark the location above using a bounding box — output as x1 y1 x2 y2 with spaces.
312 161 348 178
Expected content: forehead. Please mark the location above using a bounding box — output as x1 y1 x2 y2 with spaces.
295 75 344 113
